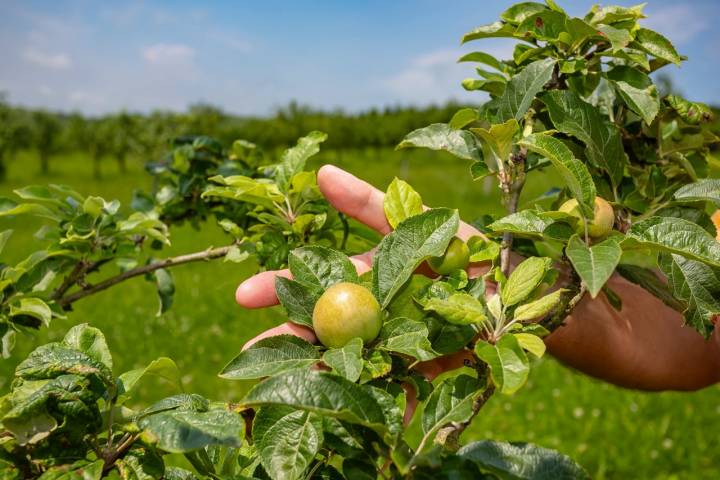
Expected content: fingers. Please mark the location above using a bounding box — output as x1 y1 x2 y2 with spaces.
242 322 317 351
318 165 393 235
235 253 374 308
317 164 485 241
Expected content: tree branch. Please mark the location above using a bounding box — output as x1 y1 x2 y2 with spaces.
57 245 233 308
500 150 526 277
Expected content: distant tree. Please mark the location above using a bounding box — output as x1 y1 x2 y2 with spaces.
30 110 63 175
107 111 138 172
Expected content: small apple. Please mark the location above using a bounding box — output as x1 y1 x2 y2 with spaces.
559 197 614 238
428 237 470 275
312 282 382 348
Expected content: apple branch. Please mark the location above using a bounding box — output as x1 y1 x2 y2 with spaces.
56 245 234 308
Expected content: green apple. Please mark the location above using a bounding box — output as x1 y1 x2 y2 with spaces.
428 237 470 275
312 282 382 348
559 197 614 238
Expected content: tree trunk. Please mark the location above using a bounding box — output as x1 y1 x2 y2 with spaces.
116 154 126 173
93 154 101 179
40 150 50 175
0 153 6 182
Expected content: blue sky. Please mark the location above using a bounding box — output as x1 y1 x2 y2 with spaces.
1 0 718 116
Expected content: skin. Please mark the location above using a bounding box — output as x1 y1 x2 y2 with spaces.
559 197 615 238
312 282 382 348
428 237 470 275
237 165 720 393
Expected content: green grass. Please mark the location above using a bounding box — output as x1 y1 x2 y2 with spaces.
2 150 719 479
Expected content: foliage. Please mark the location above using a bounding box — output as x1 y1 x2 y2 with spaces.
0 132 368 356
2 1 720 479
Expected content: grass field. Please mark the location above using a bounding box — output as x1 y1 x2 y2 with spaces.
1 149 719 479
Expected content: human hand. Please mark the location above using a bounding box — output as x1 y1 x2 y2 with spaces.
234 165 484 411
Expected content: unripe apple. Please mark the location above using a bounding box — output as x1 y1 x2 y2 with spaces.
312 282 382 348
559 197 614 238
428 237 470 275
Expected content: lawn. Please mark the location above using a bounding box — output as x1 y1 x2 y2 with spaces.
1 149 719 479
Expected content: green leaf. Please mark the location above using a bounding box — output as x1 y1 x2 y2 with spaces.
586 3 645 24
462 22 517 43
513 333 546 358
253 407 323 480
154 268 174 316
457 52 502 70
15 343 113 385
665 95 714 125
459 440 590 479
625 217 720 268
518 133 596 218
220 335 320 380
423 293 488 326
500 2 549 24
224 245 250 264
467 236 501 263
9 297 52 328
139 409 244 453
37 460 105 480
240 369 388 437
288 246 358 290
488 210 554 239
0 197 60 221
359 349 393 383
488 59 556 123
513 289 567 321
470 160 492 180
502 257 552 307
566 235 622 298
62 323 113 371
471 119 520 168
449 108 480 130
674 179 720 207
397 123 483 162
275 277 322 327
203 176 284 210
385 274 432 319
634 28 682 65
0 229 12 256
421 375 483 445
275 131 327 191
377 317 438 361
541 90 627 187
475 335 530 395
164 467 198 480
462 78 506 96
117 357 181 403
372 208 459 308
383 178 423 229
612 80 659 125
606 67 660 125
594 24 632 51
140 394 209 417
322 338 363 382
659 254 720 339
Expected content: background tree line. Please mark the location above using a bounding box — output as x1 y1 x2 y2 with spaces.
0 95 468 180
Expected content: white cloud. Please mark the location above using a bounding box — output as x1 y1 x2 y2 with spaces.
141 43 195 65
381 40 515 105
382 48 465 104
22 48 72 69
643 5 709 44
68 90 105 108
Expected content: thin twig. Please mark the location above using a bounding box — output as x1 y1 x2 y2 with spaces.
57 245 234 308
